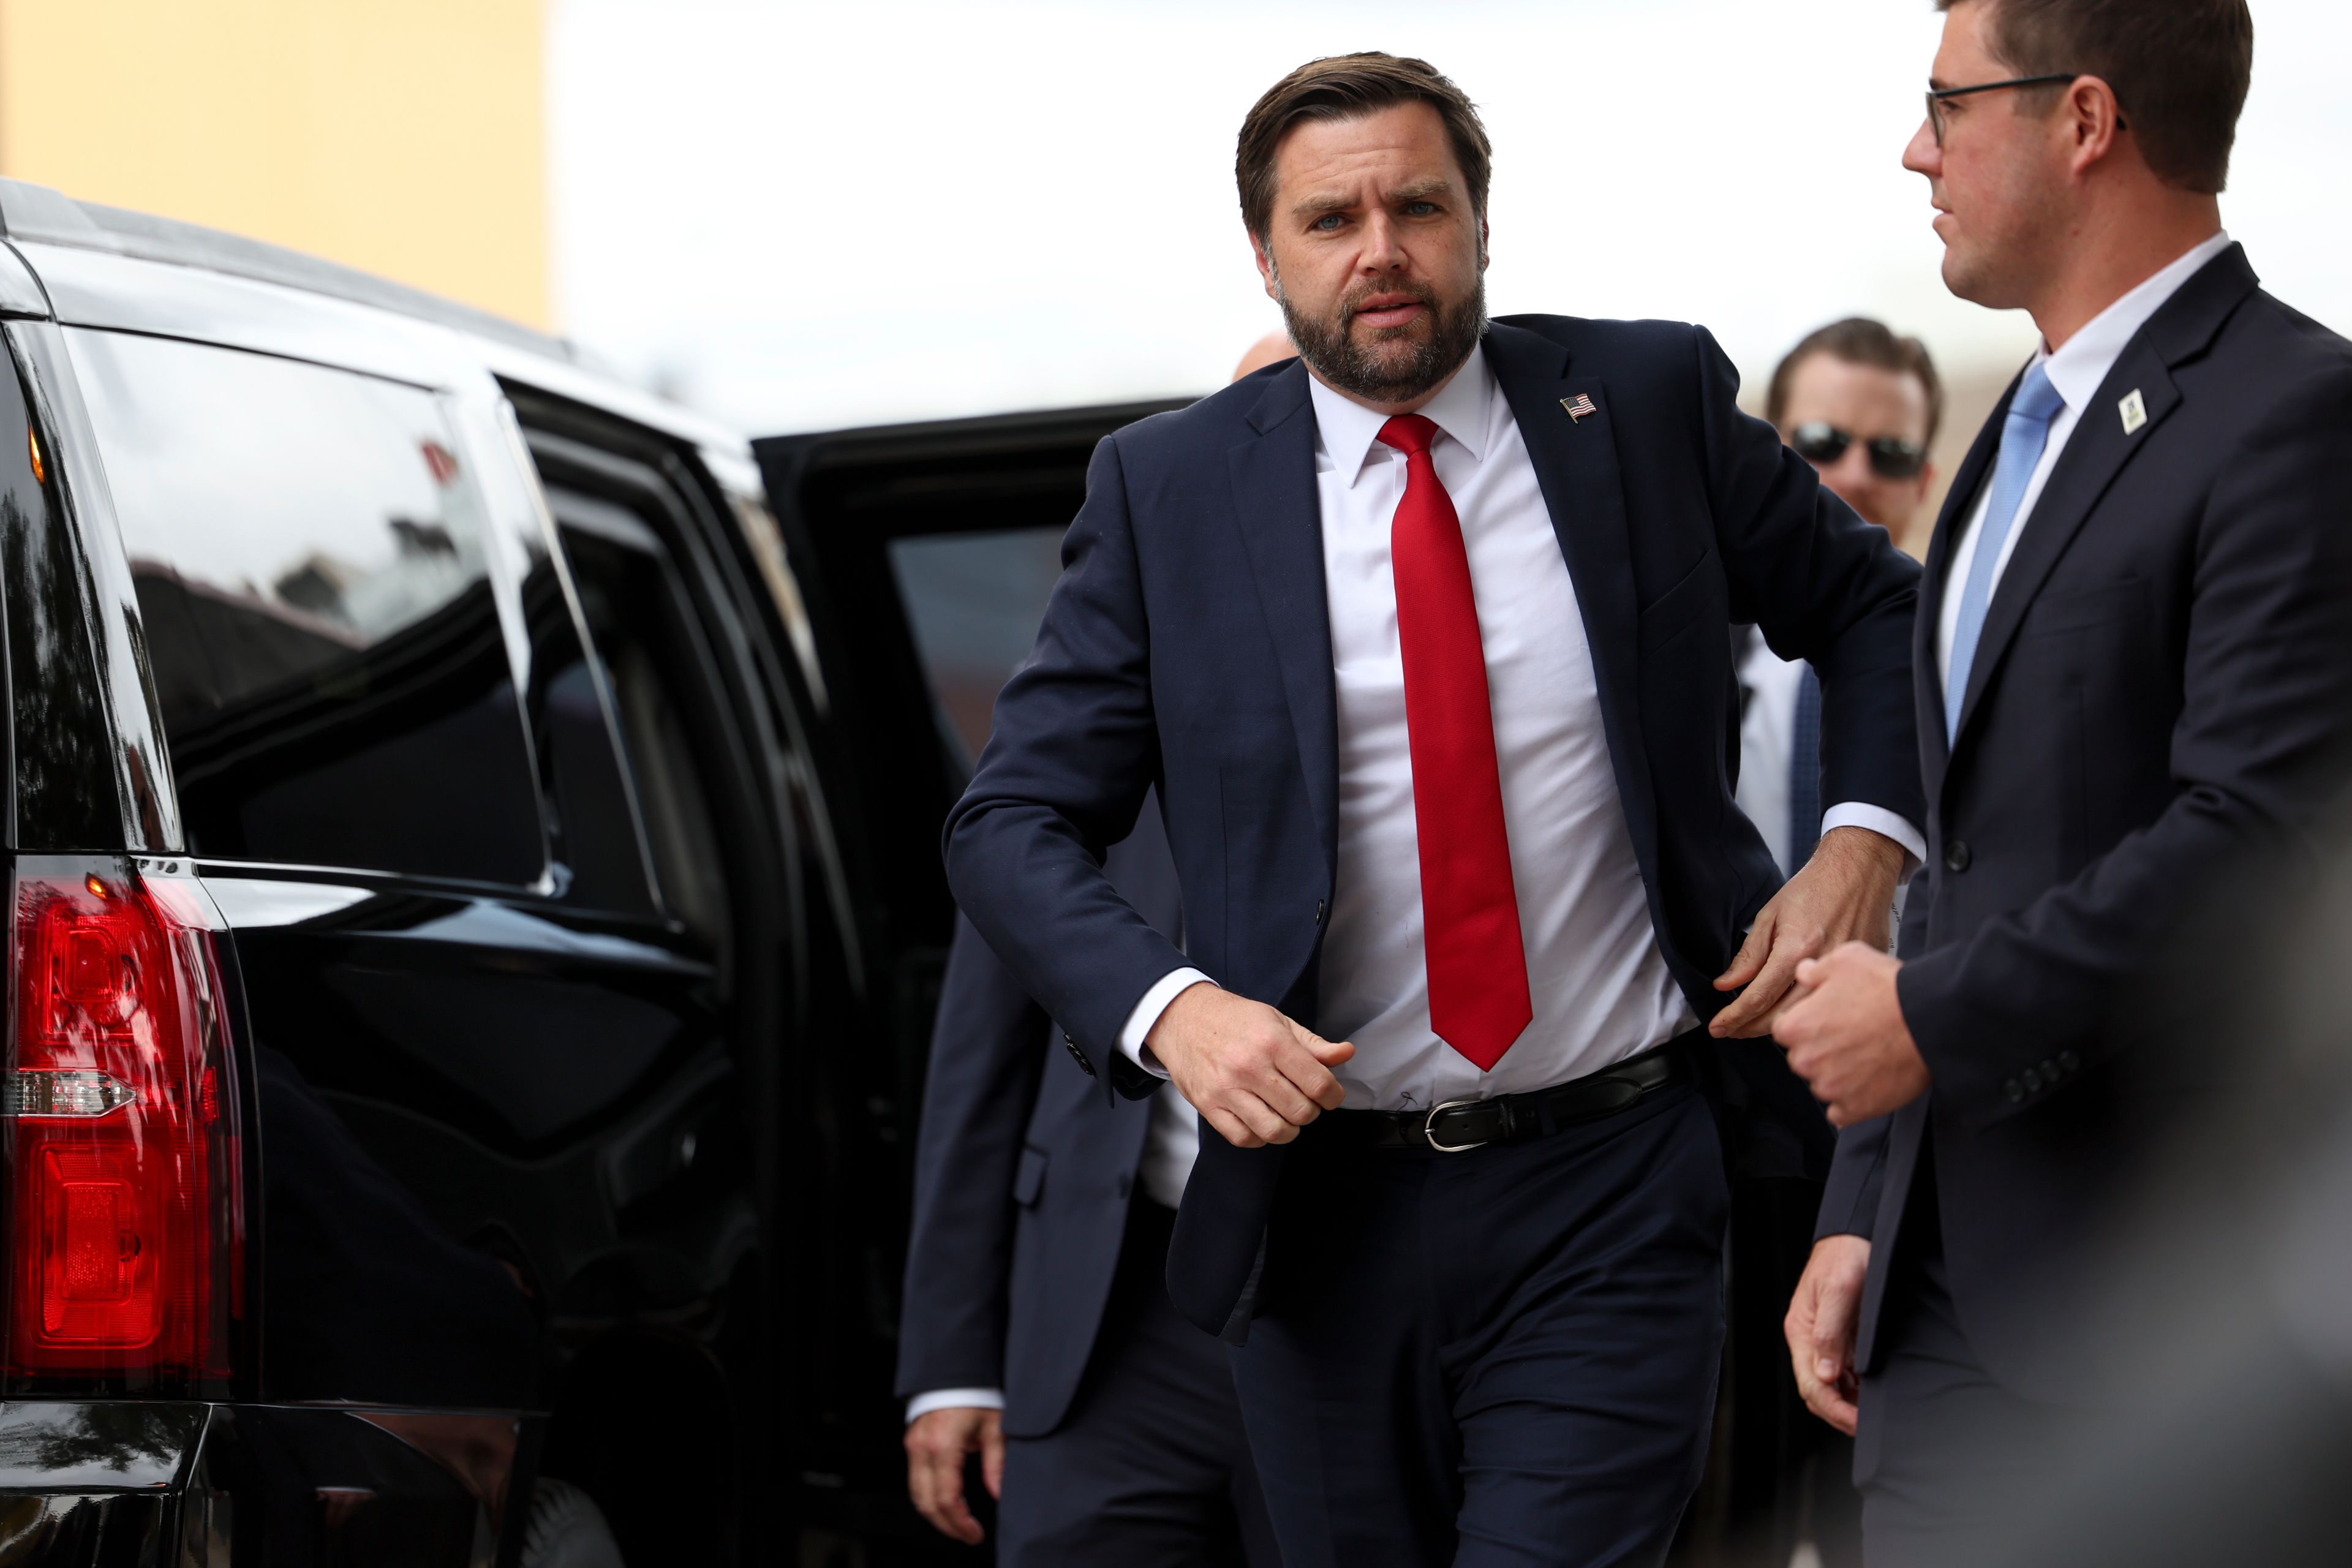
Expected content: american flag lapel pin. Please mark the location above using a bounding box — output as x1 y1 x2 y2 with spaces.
1561 393 1597 423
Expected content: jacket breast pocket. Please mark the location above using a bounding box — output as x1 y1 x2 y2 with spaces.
2022 578 2144 639
1637 551 1717 654
1013 1144 1048 1208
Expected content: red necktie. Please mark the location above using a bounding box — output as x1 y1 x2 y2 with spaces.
1376 415 1532 1071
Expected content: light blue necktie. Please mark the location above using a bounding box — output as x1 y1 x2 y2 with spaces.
1945 364 2065 742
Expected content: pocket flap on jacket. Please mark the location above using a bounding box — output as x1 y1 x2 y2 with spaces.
1012 1144 1049 1207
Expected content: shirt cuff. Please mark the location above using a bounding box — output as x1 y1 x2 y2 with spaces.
1820 802 1925 869
905 1387 1005 1425
1116 967 1213 1075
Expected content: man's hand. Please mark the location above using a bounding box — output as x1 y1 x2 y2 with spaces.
1145 983 1354 1148
1711 826 1905 1038
905 1406 1005 1545
1787 1234 1871 1435
1774 942 1931 1125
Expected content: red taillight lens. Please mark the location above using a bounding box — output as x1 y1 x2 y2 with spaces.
5 864 243 1391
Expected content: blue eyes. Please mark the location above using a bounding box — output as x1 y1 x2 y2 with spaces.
1311 203 1440 233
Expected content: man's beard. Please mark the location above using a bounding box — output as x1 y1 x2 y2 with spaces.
1275 270 1487 405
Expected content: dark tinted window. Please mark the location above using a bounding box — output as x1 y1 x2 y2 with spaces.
70 330 543 883
887 526 1062 766
550 491 730 948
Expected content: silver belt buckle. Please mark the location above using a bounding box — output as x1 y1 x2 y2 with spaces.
1423 1098 1491 1154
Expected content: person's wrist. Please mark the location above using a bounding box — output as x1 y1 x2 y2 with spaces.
1142 980 1213 1074
1821 824 1904 875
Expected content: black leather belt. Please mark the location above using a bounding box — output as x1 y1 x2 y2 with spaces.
1315 1033 1694 1153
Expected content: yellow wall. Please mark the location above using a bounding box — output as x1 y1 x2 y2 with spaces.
0 0 548 328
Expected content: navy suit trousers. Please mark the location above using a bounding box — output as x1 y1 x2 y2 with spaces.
998 1198 1278 1568
1230 1086 1728 1567
1855 1145 2056 1568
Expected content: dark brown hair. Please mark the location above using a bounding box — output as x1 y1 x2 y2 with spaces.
1940 0 2253 193
1766 318 1945 448
1235 53 1492 243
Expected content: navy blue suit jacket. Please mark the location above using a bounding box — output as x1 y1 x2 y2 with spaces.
946 316 1924 1336
1819 246 2352 1389
896 811 1183 1437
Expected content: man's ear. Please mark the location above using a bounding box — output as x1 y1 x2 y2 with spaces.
2065 75 2125 174
1250 227 1278 301
1479 215 1491 271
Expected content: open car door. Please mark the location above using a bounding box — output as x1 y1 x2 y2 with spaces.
753 401 1188 1562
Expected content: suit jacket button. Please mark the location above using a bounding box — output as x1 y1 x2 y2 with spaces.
1944 840 1972 872
2021 1066 2043 1093
2003 1077 2024 1104
2057 1049 2081 1074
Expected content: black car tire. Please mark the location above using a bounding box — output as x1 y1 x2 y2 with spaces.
522 1478 627 1568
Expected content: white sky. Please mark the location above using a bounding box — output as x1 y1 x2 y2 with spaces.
549 0 2352 437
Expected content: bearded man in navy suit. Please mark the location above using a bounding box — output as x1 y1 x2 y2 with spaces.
948 53 1924 1566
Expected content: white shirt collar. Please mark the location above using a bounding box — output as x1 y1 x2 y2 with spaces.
1306 342 1494 486
2036 230 2233 412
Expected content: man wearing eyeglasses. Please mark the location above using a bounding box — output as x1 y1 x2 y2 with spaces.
1773 1 2352 1561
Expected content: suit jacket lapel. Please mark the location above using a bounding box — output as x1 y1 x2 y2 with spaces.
1948 346 2179 742
1947 244 2258 749
1227 361 1338 870
1484 323 1656 873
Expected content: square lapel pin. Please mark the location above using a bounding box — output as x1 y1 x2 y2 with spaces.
2119 388 2147 434
1561 393 1597 423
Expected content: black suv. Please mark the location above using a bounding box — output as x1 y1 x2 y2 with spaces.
0 178 1178 1567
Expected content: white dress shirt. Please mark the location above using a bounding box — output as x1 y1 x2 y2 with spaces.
1936 231 2231 688
1121 346 1917 1111
1735 635 1811 877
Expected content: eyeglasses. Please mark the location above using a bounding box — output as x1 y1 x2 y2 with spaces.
1924 74 2106 147
1790 421 1928 480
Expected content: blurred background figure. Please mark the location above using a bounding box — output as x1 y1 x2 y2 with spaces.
1232 330 1297 381
899 824 1276 1567
1739 320 1942 883
1770 320 1942 553
893 337 1298 1568
1702 323 1939 1568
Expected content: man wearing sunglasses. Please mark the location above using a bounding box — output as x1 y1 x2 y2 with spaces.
1741 320 1943 880
1774 1 2352 1561
1723 317 1943 1567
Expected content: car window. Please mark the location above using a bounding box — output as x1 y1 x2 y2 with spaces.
549 494 731 948
69 330 545 884
886 526 1064 768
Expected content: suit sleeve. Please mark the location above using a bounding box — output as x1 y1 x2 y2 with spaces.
1899 363 2352 1128
1817 1114 1893 1242
1689 326 1926 837
893 917 1048 1400
943 434 1189 1101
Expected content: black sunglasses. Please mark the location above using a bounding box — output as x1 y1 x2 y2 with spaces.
1790 421 1928 480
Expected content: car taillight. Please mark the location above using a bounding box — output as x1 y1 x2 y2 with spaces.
4 861 244 1392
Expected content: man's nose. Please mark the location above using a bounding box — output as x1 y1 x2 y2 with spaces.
1359 211 1408 271
1902 117 1940 177
1822 448 1882 513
